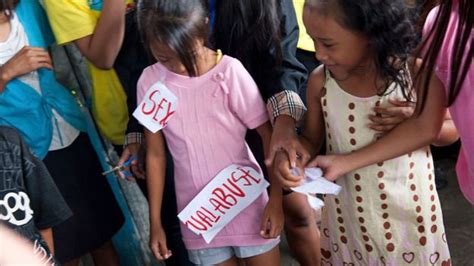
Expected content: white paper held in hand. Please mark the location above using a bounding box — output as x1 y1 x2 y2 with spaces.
290 167 342 208
133 82 178 133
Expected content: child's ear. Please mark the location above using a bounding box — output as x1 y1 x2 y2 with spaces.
205 17 209 24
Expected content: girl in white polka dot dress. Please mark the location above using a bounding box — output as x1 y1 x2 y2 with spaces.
275 0 457 265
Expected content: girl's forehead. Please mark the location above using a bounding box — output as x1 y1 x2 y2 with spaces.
304 8 340 35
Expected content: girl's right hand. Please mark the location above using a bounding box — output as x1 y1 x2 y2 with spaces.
0 46 53 83
273 150 305 188
306 154 350 181
149 226 172 260
368 99 415 133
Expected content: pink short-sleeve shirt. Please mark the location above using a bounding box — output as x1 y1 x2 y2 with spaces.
137 55 273 249
424 1 474 204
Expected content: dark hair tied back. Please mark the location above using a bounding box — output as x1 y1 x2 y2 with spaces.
137 0 209 77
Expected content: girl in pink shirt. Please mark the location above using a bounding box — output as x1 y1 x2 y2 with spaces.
420 0 473 204
136 0 283 265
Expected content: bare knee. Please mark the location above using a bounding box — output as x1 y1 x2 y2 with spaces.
284 194 316 229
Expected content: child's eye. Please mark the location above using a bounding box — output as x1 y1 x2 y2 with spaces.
322 43 334 48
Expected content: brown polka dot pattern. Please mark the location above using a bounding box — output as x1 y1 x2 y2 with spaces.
321 87 327 96
408 157 427 251
386 243 395 252
316 85 450 262
419 236 427 246
333 195 348 246
426 160 439 239
365 244 373 252
354 171 369 250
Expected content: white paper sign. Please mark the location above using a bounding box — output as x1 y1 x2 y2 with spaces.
178 165 269 243
290 167 342 209
133 82 178 133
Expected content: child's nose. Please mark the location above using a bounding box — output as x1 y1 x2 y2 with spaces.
315 49 328 62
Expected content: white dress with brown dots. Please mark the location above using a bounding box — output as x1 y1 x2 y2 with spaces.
319 70 451 266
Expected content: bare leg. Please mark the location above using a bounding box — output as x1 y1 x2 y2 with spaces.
283 193 321 266
90 240 120 266
216 256 240 266
243 246 280 266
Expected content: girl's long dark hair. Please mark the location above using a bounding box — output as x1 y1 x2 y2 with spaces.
416 0 473 111
0 0 19 19
311 0 418 100
212 0 282 79
345 0 417 99
137 0 209 77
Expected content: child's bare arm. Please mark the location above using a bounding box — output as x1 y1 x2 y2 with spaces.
74 0 125 69
301 66 327 157
309 59 447 180
274 66 326 188
368 101 459 147
256 122 284 239
433 110 459 146
144 129 171 260
0 47 53 92
39 228 54 254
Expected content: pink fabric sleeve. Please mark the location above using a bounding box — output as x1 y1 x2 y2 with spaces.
227 60 269 129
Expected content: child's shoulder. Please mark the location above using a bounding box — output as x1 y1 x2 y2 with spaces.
307 65 327 98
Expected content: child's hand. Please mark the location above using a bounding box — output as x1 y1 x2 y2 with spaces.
306 155 348 181
149 226 172 260
0 46 53 83
265 116 310 168
273 150 305 188
368 99 415 133
118 143 146 180
260 197 284 239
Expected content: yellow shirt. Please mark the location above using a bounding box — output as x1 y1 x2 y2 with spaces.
293 0 315 52
43 0 131 145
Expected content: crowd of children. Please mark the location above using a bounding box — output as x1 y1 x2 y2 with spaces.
0 0 471 265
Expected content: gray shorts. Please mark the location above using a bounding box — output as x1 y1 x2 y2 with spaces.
187 239 279 265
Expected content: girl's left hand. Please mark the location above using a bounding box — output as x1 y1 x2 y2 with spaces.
265 116 310 169
306 155 348 181
260 197 284 239
368 99 415 132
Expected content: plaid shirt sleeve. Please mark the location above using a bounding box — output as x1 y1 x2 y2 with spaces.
123 132 144 147
266 90 307 125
